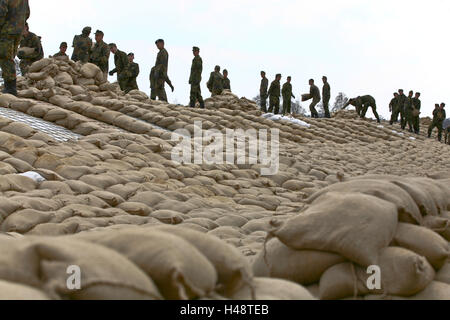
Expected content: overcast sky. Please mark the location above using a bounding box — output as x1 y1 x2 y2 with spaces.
28 0 450 118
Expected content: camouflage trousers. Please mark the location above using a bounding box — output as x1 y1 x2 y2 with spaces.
189 84 204 107
390 105 400 124
268 96 280 114
361 104 381 123
428 120 443 141
323 99 331 118
412 114 420 134
260 94 268 113
310 99 320 118
151 87 167 102
124 78 139 94
404 109 414 131
117 72 128 92
282 96 291 114
0 35 21 81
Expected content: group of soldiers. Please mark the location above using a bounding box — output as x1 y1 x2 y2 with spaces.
259 73 331 118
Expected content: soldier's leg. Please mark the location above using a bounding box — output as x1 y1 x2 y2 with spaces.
268 97 274 113
150 88 157 100
371 105 381 123
407 113 413 132
287 99 292 114
437 122 443 142
282 98 288 115
323 101 330 118
274 97 280 115
159 88 168 102
428 122 435 138
360 105 368 118
413 116 420 134
189 85 196 107
310 100 319 118
261 96 267 113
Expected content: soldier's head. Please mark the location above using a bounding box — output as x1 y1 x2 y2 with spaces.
128 53 134 63
415 92 420 98
155 39 164 50
398 89 404 95
322 76 327 84
287 76 292 83
408 90 413 97
223 69 228 78
192 46 200 56
435 104 440 109
441 103 446 109
82 27 91 36
394 93 398 97
214 65 221 72
261 71 266 78
60 42 68 54
276 74 282 81
109 43 117 54
309 79 314 85
95 30 104 43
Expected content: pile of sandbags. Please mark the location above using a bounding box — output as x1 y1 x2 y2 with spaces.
204 90 260 113
259 175 450 300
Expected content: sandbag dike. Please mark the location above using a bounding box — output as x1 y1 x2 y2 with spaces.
0 56 449 300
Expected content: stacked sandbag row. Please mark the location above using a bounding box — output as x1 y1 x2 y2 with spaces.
204 90 260 113
255 175 450 300
0 225 315 300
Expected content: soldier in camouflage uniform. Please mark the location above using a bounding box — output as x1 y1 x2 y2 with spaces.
281 76 295 115
222 69 231 91
322 76 331 118
0 0 30 96
268 74 281 114
411 92 421 134
344 95 381 123
18 23 42 75
428 103 446 142
89 30 109 81
207 65 224 97
396 89 407 129
122 53 139 94
53 42 68 58
108 43 128 92
152 39 174 102
71 26 92 63
260 71 268 112
403 90 414 132
189 46 204 108
303 79 321 118
389 92 399 125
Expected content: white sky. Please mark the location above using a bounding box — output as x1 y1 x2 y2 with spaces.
28 0 450 118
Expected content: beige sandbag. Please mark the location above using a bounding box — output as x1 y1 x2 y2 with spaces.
28 58 52 73
0 93 18 107
36 76 56 89
230 278 316 300
80 63 101 79
423 216 450 241
0 174 37 192
366 282 450 300
0 197 22 221
253 238 346 285
436 260 450 284
1 208 53 233
54 71 74 85
319 263 369 300
270 192 398 267
0 280 50 300
392 223 449 270
117 202 152 216
76 77 95 86
17 47 36 58
28 71 48 81
153 225 253 297
71 229 218 300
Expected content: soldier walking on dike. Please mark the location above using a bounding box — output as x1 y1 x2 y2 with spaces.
411 92 421 134
344 95 381 123
0 0 30 96
152 38 174 102
397 89 407 129
428 103 446 142
207 65 224 97
302 79 321 118
18 23 42 76
108 43 128 91
322 76 331 118
189 46 204 108
90 30 110 81
389 92 399 125
260 71 269 113
122 52 139 94
222 69 230 91
282 76 295 115
53 42 68 58
71 26 92 63
267 73 281 114
404 90 414 132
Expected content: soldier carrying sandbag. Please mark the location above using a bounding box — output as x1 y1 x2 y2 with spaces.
108 43 128 92
17 22 43 76
428 103 446 142
0 0 30 96
53 42 68 58
301 79 321 118
71 26 92 63
188 46 204 108
344 95 381 123
122 52 139 94
207 65 224 97
90 30 110 81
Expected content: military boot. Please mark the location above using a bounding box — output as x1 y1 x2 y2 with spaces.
199 101 205 109
2 80 17 96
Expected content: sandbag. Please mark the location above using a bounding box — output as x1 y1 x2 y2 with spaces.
80 63 101 79
0 280 50 300
423 216 450 241
54 72 74 85
28 58 52 73
436 260 450 284
17 47 36 58
270 192 398 266
253 238 346 285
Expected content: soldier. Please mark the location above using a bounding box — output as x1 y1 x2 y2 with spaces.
71 26 92 63
428 103 446 142
322 76 331 118
122 53 139 94
222 69 231 90
389 92 399 125
411 92 421 134
108 43 128 91
344 95 381 123
268 74 281 114
89 30 110 81
17 23 43 75
302 79 321 118
152 39 174 102
206 65 224 97
188 46 204 108
281 76 295 115
397 89 407 129
0 0 30 96
403 90 414 132
53 42 68 58
260 71 269 112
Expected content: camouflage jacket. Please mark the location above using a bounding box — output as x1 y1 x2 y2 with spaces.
310 84 321 101
260 77 268 96
0 0 29 36
282 82 294 98
189 55 202 85
412 98 421 111
90 40 110 72
389 97 398 110
433 108 446 121
111 49 128 74
53 51 67 58
124 62 139 90
322 82 331 102
404 96 414 110
150 65 172 89
359 95 376 106
268 80 280 98
19 31 43 62
71 34 92 63
154 48 168 80
207 71 224 92
396 94 407 111
223 77 231 90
